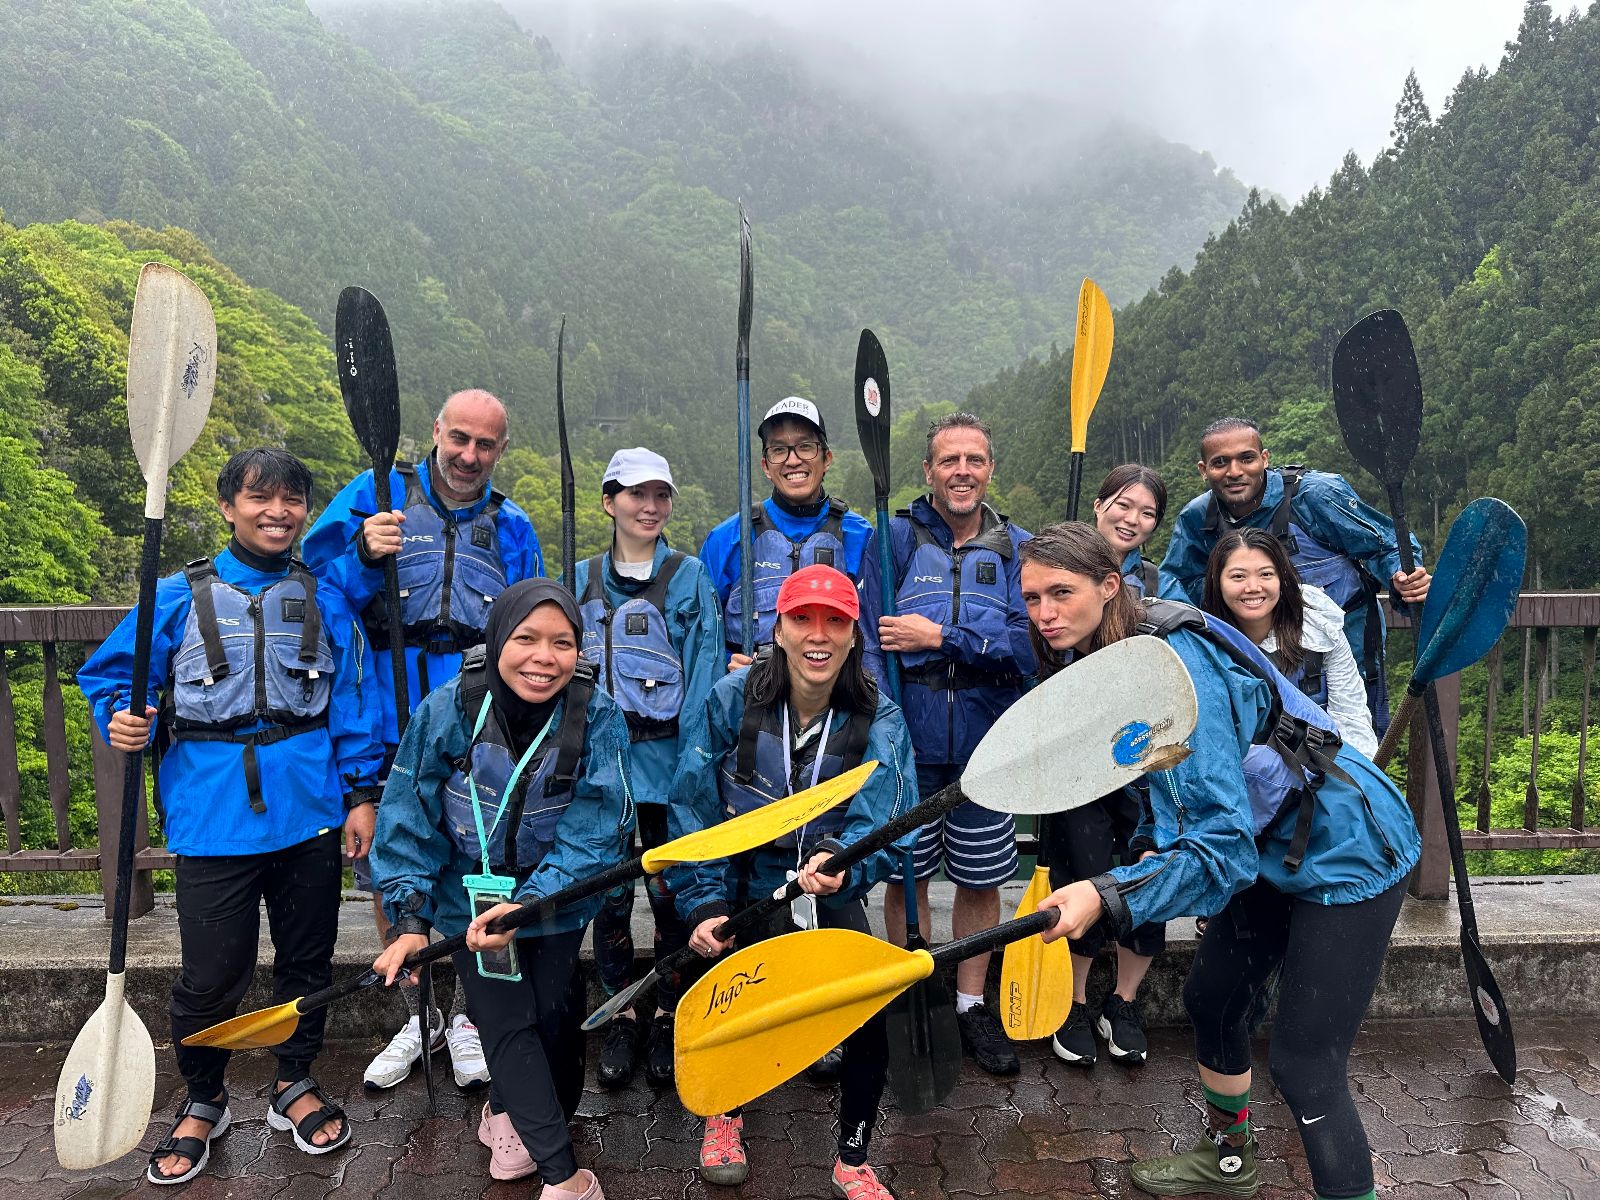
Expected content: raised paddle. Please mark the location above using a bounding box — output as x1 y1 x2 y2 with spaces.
181 762 879 1053
1065 277 1113 522
55 263 217 1170
677 910 1064 1116
335 286 411 735
854 327 900 702
555 314 576 594
735 204 757 657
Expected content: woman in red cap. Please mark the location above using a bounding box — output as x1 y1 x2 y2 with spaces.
669 564 919 1199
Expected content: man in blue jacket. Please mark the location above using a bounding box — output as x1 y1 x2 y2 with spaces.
80 449 383 1184
302 387 543 1091
699 397 877 673
1160 417 1430 733
862 411 1035 1076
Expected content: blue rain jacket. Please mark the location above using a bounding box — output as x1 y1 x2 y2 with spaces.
669 667 919 926
1120 550 1160 599
369 674 635 939
573 539 726 806
1097 627 1420 934
302 455 543 746
858 497 1035 765
1158 468 1423 682
78 547 383 856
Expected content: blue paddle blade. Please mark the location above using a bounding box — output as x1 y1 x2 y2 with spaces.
1412 498 1526 685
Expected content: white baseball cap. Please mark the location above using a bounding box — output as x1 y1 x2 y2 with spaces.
602 447 676 493
758 396 827 442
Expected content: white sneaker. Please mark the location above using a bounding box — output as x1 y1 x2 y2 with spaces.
363 1009 444 1090
446 1013 490 1088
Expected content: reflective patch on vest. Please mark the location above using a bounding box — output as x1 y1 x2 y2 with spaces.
281 598 305 623
625 613 649 637
815 547 835 567
472 525 492 549
976 561 997 585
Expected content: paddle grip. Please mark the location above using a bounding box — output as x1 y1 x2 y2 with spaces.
1066 452 1084 523
875 504 901 703
372 467 412 736
931 908 1062 967
109 516 164 977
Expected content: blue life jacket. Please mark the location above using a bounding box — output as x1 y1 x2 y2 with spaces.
365 461 508 656
1269 645 1328 708
579 552 686 743
894 512 1025 692
167 558 335 814
439 646 597 875
717 662 874 853
724 498 849 650
1123 556 1160 599
1138 599 1394 872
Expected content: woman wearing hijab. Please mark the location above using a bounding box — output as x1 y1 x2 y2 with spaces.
370 580 634 1200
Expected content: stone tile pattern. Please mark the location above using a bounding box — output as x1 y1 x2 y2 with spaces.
7 1019 1598 1198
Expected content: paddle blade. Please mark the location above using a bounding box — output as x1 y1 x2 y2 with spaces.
53 972 155 1169
965 636 1196 815
1069 278 1113 453
1331 309 1423 488
334 286 401 471
737 205 753 368
999 866 1074 1040
1462 929 1517 1082
676 930 930 1116
1412 498 1527 685
641 760 878 870
855 328 893 500
884 974 960 1115
181 998 306 1052
126 263 217 517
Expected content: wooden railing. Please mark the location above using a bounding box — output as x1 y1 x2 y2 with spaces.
4 596 1599 916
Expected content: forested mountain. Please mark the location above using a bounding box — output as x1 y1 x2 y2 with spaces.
967 2 1600 588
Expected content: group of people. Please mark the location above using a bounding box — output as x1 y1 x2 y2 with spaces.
76 383 1432 1200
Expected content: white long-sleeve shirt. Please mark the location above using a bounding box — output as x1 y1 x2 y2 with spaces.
1258 585 1379 758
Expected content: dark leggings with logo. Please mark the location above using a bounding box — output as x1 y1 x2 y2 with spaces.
1183 875 1408 1200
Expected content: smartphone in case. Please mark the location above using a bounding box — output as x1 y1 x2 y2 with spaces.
467 881 521 982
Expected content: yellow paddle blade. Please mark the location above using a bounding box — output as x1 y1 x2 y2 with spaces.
641 760 878 871
999 866 1074 1040
676 929 931 1116
1069 277 1114 453
181 998 306 1051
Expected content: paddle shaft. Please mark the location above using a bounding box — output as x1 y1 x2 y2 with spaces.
875 505 901 702
932 908 1061 967
736 212 755 657
556 317 576 593
1066 453 1085 523
372 466 411 736
1371 484 1418 767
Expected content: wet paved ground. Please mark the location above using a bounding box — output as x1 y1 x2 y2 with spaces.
6 1018 1599 1198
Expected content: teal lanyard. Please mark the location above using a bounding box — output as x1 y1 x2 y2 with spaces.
467 693 558 877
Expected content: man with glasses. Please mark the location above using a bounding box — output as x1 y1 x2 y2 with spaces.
699 397 878 674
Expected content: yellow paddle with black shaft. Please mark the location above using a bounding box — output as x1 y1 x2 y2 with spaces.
1001 276 1116 1042
184 761 878 1052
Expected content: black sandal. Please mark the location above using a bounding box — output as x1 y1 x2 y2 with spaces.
266 1077 350 1155
146 1093 231 1185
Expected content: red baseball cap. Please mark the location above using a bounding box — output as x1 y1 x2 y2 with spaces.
775 564 860 620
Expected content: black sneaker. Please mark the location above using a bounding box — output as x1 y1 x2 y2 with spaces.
805 1045 843 1085
1051 1000 1098 1068
596 1015 642 1089
644 1012 675 1087
956 1003 1020 1076
1097 993 1148 1064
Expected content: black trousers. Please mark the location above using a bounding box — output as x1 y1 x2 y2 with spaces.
1046 787 1166 959
171 829 342 1101
1183 876 1408 1200
453 929 587 1186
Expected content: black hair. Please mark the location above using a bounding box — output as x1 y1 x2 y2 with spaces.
216 448 314 506
924 411 994 463
1198 416 1262 450
1093 464 1168 527
1201 528 1307 671
746 624 878 719
759 413 829 454
601 480 626 499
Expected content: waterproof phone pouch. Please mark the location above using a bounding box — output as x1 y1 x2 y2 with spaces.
465 872 520 982
785 870 817 931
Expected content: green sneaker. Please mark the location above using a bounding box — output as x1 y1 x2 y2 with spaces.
1129 1132 1259 1198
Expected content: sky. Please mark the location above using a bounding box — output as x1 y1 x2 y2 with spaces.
609 0 1530 201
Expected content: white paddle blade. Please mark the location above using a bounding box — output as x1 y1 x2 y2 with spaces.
127 263 217 518
53 971 156 1169
966 636 1196 815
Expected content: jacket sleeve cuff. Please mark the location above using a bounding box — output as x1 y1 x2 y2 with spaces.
812 837 848 865
356 527 382 568
385 914 430 942
1128 835 1157 858
686 901 731 928
344 785 382 810
1090 873 1133 938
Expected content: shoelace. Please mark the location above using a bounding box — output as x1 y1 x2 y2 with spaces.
833 1162 891 1200
701 1116 745 1165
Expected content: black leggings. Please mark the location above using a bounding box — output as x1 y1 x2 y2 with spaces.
453 929 587 1186
1184 876 1408 1200
1046 787 1166 959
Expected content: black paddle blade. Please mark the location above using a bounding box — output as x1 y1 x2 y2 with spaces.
1331 308 1423 489
855 328 892 502
1462 929 1517 1083
885 971 961 1115
334 287 401 472
555 314 576 594
737 204 753 377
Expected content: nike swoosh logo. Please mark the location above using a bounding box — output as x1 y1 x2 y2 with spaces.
1300 1114 1326 1125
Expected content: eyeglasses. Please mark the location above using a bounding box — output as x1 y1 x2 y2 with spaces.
763 440 824 464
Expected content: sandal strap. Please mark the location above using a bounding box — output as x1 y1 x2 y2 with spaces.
294 1102 343 1145
150 1132 208 1169
271 1077 321 1114
175 1097 228 1126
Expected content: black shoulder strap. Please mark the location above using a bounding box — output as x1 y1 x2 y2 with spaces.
907 511 940 551
546 659 597 795
640 551 686 615
395 460 430 510
1299 649 1325 698
749 503 771 534
183 559 230 682
458 644 492 713
833 706 874 772
732 652 774 784
285 559 324 664
580 554 609 611
1140 559 1160 596
821 496 849 538
482 487 505 519
1271 466 1305 552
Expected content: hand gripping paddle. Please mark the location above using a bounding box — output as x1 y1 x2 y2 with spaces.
55 264 217 1169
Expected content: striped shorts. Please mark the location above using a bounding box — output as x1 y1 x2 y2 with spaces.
888 761 1018 889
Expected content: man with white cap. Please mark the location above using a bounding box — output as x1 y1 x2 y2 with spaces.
575 448 725 1089
699 397 878 674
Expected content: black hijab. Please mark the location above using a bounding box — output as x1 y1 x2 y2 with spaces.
482 579 584 750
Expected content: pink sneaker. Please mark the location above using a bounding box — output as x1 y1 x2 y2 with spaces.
832 1159 894 1199
538 1168 605 1199
477 1102 536 1181
699 1113 749 1185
